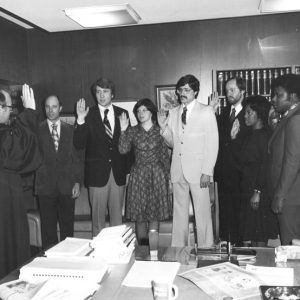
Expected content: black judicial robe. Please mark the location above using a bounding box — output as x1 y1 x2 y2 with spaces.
0 109 42 279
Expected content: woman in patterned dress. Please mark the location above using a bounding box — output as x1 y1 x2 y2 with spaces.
119 98 171 245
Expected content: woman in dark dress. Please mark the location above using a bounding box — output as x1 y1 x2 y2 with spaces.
0 85 42 279
239 95 278 246
119 98 171 245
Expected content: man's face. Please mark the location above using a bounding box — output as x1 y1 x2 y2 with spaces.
45 96 62 122
95 86 113 108
271 86 292 114
0 91 13 124
177 84 197 105
226 79 244 106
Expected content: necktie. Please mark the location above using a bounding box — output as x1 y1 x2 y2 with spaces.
181 106 187 125
103 109 113 140
51 123 59 151
229 107 236 123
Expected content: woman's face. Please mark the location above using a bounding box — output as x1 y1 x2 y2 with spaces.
0 91 12 124
244 105 259 127
137 105 152 123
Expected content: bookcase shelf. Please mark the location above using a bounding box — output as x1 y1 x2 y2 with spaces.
212 65 299 114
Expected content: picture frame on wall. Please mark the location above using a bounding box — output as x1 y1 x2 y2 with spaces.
155 84 179 110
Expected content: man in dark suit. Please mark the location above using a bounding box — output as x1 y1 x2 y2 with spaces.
269 74 300 245
35 95 83 249
211 76 251 244
73 78 130 236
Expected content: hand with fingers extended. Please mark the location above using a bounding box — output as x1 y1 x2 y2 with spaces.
209 91 220 113
119 112 129 131
157 109 169 130
76 98 89 123
22 84 36 110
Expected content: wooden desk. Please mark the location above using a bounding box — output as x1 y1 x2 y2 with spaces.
93 246 300 300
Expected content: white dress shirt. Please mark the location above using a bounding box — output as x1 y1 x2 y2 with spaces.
98 104 115 133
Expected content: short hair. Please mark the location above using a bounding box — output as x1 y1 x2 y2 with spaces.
133 98 158 123
226 76 246 92
91 78 115 99
271 74 300 99
44 95 62 107
245 95 271 126
175 74 200 98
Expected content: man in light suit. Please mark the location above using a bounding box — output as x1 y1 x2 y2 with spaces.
158 74 219 247
35 95 83 249
269 74 300 245
74 78 130 236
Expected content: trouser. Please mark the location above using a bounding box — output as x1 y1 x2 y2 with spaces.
89 171 125 236
39 193 74 250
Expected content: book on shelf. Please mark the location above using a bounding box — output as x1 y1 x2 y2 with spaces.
19 256 109 283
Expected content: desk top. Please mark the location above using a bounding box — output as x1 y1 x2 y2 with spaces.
1 246 300 300
93 246 300 300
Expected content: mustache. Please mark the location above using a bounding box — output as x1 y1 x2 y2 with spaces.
180 95 187 100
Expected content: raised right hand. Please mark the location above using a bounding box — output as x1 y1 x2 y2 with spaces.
209 91 220 113
76 98 89 122
157 109 169 129
119 112 129 131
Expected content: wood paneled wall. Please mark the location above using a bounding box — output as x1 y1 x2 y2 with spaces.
0 18 28 83
25 12 300 112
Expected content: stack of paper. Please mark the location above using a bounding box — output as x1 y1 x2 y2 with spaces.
19 256 109 283
90 225 136 264
122 260 180 288
44 237 92 258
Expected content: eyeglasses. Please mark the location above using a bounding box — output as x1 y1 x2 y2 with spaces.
177 88 193 94
0 104 13 110
137 109 149 114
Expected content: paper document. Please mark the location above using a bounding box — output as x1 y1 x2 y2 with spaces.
45 237 92 257
122 260 180 288
246 264 294 286
180 262 264 300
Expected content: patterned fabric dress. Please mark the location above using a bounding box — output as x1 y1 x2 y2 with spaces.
119 124 171 222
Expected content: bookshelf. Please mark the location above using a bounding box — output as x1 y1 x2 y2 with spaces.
212 66 300 114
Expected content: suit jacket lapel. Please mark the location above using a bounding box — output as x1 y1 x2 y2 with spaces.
92 106 106 140
112 105 120 140
268 105 300 150
41 121 56 153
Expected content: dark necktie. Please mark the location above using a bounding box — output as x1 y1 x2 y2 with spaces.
51 123 59 151
103 109 113 140
229 107 236 123
181 106 187 125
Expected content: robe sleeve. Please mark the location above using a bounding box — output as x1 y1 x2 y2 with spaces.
0 109 42 174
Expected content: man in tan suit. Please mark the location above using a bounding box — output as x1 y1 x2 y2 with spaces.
158 74 219 247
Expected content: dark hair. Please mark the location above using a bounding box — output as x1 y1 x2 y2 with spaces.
175 74 200 99
245 95 271 126
226 76 246 92
0 91 5 104
133 98 158 123
91 78 115 99
271 74 300 98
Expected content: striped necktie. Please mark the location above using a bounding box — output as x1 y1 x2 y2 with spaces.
51 123 59 151
103 109 113 140
229 107 236 123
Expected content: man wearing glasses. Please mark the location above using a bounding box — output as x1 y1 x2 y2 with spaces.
158 74 219 247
